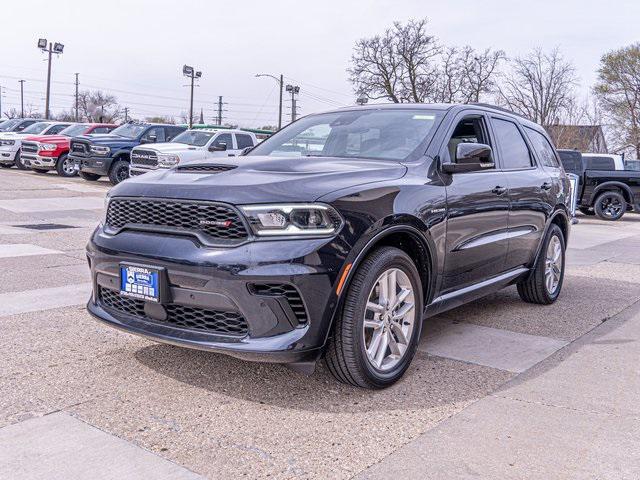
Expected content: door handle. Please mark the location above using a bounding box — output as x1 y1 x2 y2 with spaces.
492 186 507 195
540 182 552 190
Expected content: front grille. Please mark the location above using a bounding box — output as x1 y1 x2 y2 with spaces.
21 141 39 154
250 283 308 324
99 287 249 336
70 141 89 155
106 198 248 242
131 149 158 168
176 164 237 173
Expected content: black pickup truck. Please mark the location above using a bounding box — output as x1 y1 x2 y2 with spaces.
558 149 640 221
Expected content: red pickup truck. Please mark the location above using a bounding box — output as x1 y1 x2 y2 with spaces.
22 123 117 177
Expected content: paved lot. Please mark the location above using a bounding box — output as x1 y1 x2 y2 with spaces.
0 168 639 479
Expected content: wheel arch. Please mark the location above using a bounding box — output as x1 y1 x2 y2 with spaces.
531 208 569 270
592 181 633 205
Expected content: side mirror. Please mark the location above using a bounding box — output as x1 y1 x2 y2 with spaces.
442 143 494 173
209 142 227 152
240 146 253 156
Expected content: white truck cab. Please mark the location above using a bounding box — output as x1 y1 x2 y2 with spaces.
129 128 258 176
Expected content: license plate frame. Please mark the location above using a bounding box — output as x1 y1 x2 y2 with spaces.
119 263 166 303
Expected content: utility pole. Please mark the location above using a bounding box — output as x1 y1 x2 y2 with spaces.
182 65 202 129
18 80 25 118
74 73 79 122
124 107 129 122
217 96 223 126
255 73 284 130
0 85 3 119
286 84 300 122
37 39 64 120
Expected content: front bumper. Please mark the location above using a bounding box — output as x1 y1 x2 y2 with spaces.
0 147 18 164
87 227 349 363
129 165 162 177
70 154 111 176
24 154 57 169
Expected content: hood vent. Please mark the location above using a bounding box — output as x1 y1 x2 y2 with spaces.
175 164 237 173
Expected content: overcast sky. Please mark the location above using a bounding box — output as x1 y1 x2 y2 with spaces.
1 0 638 127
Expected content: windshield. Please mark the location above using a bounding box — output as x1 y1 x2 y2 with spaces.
21 122 51 134
111 123 147 139
249 109 443 161
0 119 20 131
171 130 215 146
59 124 90 137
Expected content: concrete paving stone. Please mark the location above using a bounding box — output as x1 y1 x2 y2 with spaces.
0 196 104 213
0 262 89 294
50 182 110 194
0 283 92 317
568 223 639 249
0 243 61 258
0 252 85 272
438 276 640 340
568 261 640 285
419 320 567 372
14 228 96 252
356 395 640 480
0 412 204 480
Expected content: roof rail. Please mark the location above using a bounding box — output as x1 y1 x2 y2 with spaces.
470 103 529 120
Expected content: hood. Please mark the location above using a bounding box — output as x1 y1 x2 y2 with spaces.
22 135 70 144
0 132 33 140
111 156 407 204
132 142 199 154
73 133 138 145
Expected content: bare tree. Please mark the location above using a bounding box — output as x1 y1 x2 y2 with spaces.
594 43 640 158
77 90 122 122
145 116 175 124
3 105 42 119
497 48 578 128
460 47 505 103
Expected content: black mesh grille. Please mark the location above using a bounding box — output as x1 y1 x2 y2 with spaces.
70 141 89 155
131 149 158 167
99 287 248 336
106 198 248 241
250 283 308 324
176 164 237 173
21 141 38 154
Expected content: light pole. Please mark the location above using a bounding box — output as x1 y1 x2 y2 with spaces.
286 84 300 123
255 73 284 130
37 38 64 120
183 65 202 129
18 80 25 117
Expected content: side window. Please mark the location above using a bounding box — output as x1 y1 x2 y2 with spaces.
92 127 109 134
143 127 165 143
47 124 69 135
525 127 560 168
212 133 233 149
15 120 35 132
492 118 533 169
446 115 491 163
235 134 254 149
166 127 184 141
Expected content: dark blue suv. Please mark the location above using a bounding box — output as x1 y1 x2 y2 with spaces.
70 122 186 185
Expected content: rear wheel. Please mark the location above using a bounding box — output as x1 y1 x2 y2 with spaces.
108 159 130 185
56 153 76 177
0 164 12 168
14 150 28 170
594 191 626 221
325 247 423 389
79 171 100 181
517 224 565 305
578 207 595 216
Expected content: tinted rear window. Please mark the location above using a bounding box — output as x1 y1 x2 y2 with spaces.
583 155 615 171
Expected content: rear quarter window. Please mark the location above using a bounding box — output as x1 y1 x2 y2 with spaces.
525 127 560 168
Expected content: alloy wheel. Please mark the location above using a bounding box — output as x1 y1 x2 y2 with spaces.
600 195 623 219
544 235 562 294
62 157 75 176
363 267 416 371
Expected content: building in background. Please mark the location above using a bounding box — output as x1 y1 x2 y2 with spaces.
547 124 608 153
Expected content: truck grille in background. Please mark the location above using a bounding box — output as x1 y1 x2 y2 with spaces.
70 141 89 155
106 198 248 241
21 142 39 154
131 149 158 168
99 287 249 336
176 164 237 173
249 283 308 324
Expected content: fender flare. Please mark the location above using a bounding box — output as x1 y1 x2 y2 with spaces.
591 181 633 205
530 208 570 270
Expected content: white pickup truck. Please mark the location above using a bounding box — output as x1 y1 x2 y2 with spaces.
129 128 258 176
0 121 71 169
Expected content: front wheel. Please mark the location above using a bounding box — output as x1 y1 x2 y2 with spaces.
108 159 130 185
14 150 28 170
517 224 565 305
325 247 423 389
594 191 626 221
56 153 77 177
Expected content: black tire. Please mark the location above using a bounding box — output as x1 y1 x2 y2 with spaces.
517 224 565 305
14 150 28 170
32 168 49 174
0 164 12 168
578 207 595 216
325 247 424 389
108 159 130 185
594 191 626 221
79 171 101 181
56 153 77 177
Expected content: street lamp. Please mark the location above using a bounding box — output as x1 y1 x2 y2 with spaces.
255 73 284 130
37 38 64 119
183 65 202 129
286 84 300 122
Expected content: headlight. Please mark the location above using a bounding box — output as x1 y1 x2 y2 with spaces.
0 139 15 146
40 143 57 151
157 154 180 167
239 203 343 237
90 145 110 156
